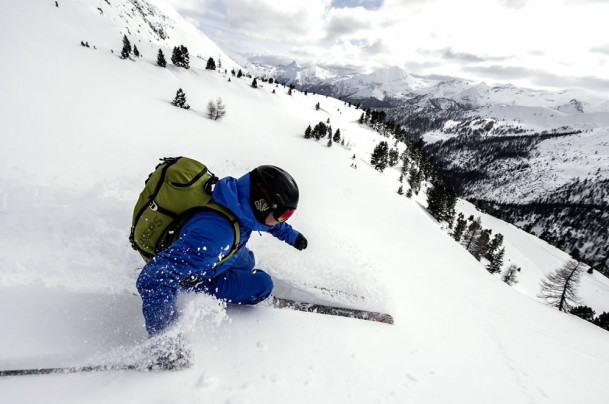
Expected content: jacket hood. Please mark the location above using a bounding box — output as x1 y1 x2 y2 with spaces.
212 173 270 232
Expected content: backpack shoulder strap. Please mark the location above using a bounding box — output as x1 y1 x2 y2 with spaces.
157 202 241 266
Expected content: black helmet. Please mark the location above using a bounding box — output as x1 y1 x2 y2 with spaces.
249 165 299 224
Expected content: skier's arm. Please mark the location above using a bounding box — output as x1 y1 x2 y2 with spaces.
267 221 305 249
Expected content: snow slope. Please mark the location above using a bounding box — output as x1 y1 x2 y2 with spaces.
2 1 609 403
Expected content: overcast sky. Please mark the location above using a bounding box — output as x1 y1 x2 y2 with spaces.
165 0 609 98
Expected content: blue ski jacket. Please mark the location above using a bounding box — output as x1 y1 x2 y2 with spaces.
141 172 301 282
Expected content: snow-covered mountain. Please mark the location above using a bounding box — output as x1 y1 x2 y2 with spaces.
2 1 609 403
83 0 240 71
254 59 609 273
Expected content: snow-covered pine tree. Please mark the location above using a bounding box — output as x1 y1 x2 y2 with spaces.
120 35 131 59
462 217 482 252
180 45 190 69
486 247 504 274
408 166 422 195
333 129 341 143
304 125 312 139
471 228 491 260
206 57 216 70
452 213 467 242
371 141 389 172
171 46 190 69
388 148 400 167
157 49 167 67
171 88 190 109
570 306 595 322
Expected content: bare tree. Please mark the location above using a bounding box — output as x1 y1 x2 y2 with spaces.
206 100 217 119
215 97 226 120
206 98 226 121
538 260 583 312
502 264 520 286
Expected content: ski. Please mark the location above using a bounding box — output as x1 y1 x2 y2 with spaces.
269 296 394 324
0 363 146 377
0 360 189 377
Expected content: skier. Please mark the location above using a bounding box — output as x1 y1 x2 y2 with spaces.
136 165 308 339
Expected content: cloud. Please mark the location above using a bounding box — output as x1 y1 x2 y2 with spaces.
331 0 384 10
497 0 528 9
221 0 331 41
418 48 509 63
464 64 609 95
326 7 375 37
591 45 609 56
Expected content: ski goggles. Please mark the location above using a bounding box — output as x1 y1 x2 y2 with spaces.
274 208 296 222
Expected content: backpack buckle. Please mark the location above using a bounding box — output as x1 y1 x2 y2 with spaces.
149 201 158 211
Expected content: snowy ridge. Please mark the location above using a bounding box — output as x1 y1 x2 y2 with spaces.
2 1 609 403
91 0 240 71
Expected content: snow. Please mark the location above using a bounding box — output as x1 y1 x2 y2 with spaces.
2 1 609 403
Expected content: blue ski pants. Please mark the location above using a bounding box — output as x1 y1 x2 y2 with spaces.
137 247 273 336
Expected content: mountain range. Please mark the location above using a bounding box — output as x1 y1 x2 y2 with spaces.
251 61 609 274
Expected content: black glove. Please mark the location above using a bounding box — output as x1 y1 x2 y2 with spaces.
294 233 308 250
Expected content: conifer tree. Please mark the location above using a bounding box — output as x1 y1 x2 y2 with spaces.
594 312 609 331
388 148 400 167
408 166 422 195
171 46 190 69
304 125 312 139
570 306 595 322
251 78 258 88
237 69 243 78
133 45 140 58
398 185 404 195
486 247 504 274
371 141 389 172
538 259 583 312
327 138 333 147
452 213 467 242
462 217 482 252
333 129 341 143
180 45 190 69
157 49 167 67
316 102 320 110
485 233 505 261
171 88 190 109
206 57 216 70
120 35 132 59
471 228 491 260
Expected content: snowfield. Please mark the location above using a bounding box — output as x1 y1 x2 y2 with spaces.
1 1 609 403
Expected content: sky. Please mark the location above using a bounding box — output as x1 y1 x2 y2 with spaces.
164 0 609 97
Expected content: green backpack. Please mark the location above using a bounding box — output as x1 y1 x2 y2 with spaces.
130 157 240 263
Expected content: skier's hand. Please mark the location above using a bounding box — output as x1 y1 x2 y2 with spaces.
294 233 308 251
